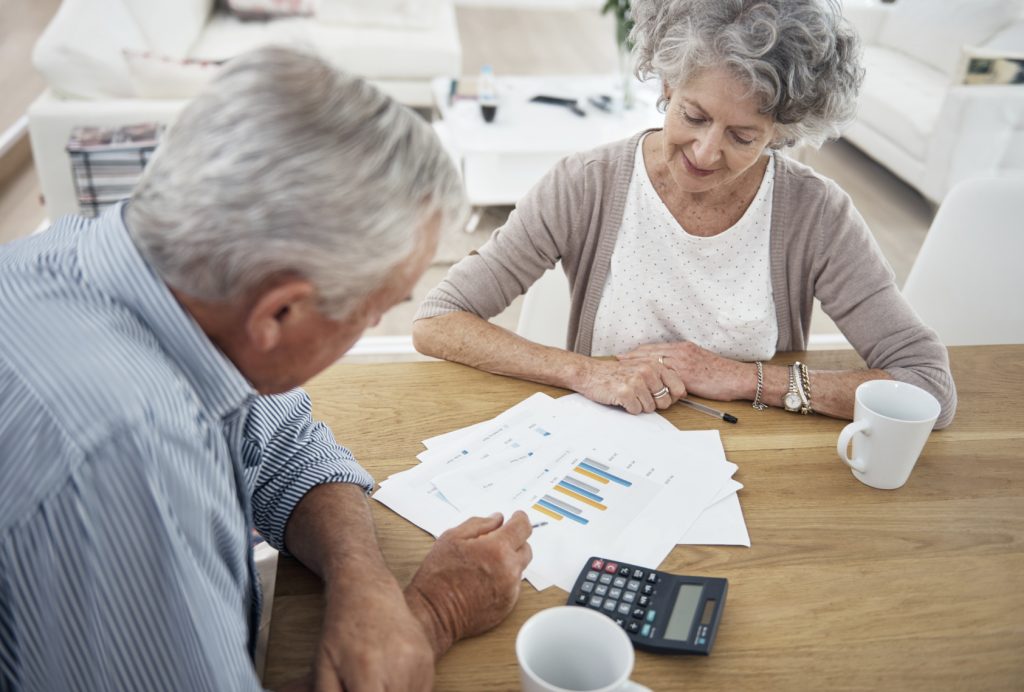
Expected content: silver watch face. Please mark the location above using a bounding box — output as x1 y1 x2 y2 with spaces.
783 392 802 411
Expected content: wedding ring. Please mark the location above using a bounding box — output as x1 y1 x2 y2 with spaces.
652 386 670 399
658 356 665 366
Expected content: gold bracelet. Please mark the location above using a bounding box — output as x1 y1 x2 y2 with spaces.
752 361 768 410
793 361 812 415
799 361 813 414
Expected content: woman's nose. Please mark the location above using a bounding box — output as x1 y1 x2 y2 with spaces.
691 132 721 168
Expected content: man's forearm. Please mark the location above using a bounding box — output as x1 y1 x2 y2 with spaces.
283 482 389 583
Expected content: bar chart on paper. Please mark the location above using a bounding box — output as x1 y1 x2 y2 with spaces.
527 456 659 532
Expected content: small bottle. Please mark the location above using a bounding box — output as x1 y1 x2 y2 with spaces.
478 64 498 123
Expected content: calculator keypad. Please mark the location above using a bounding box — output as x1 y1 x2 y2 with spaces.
573 559 660 636
570 556 726 655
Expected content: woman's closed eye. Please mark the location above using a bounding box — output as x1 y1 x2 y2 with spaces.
681 108 755 146
681 108 705 126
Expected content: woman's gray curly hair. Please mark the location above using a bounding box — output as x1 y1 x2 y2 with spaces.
630 0 864 148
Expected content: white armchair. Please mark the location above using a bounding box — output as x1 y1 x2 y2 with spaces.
28 0 461 219
842 0 1024 203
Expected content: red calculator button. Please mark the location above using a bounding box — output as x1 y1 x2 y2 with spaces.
591 559 605 571
605 562 619 574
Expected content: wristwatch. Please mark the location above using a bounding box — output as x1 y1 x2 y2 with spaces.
782 364 806 413
783 362 812 414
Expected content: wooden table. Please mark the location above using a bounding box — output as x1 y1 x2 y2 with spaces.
263 346 1024 690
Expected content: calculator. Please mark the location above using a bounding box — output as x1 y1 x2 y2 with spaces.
566 557 727 655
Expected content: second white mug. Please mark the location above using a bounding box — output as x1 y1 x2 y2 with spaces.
837 380 941 490
516 606 651 692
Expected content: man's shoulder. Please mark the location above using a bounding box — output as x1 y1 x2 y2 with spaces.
0 230 204 460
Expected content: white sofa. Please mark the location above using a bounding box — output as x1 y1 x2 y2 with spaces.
29 0 461 219
842 0 1024 203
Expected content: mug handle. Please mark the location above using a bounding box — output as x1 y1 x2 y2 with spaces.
622 682 653 692
837 420 870 473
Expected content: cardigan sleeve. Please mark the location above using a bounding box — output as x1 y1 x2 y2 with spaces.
810 181 957 428
415 152 587 322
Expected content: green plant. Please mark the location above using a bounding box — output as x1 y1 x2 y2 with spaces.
601 0 634 49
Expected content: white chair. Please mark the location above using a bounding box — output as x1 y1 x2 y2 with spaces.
902 177 1024 345
516 263 572 349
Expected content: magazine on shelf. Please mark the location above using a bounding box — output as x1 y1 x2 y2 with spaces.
957 45 1024 86
66 123 164 217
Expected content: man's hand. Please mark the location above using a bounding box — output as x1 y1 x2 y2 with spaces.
404 512 533 658
617 341 753 402
313 560 436 692
577 357 687 414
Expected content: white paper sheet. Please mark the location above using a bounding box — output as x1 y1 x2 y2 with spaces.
373 392 750 592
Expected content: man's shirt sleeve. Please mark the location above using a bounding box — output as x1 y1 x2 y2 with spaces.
242 389 375 553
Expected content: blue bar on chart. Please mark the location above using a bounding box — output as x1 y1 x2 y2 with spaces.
553 486 607 510
537 498 589 524
558 479 604 502
564 476 602 495
578 460 632 487
541 494 584 515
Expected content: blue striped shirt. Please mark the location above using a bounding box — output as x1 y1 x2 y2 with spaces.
0 204 374 691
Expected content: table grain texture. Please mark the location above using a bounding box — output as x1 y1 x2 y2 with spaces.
263 346 1024 691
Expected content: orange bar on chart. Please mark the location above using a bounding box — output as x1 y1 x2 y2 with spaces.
532 504 563 520
554 485 607 510
574 466 610 484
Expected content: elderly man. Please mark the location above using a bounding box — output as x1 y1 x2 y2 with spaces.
0 47 531 691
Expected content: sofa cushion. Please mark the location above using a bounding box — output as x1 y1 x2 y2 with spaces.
32 0 149 99
124 51 224 98
122 0 214 59
876 0 1022 79
857 45 948 161
317 0 441 30
190 2 460 81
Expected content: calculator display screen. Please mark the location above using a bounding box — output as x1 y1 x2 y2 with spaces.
663 584 704 642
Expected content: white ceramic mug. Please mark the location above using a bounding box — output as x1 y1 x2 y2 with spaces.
836 380 941 490
516 606 651 692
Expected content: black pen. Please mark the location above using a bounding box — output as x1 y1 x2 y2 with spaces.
678 398 738 424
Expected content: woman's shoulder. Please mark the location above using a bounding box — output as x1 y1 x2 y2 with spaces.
773 151 858 222
774 152 853 199
533 129 653 205
562 129 654 176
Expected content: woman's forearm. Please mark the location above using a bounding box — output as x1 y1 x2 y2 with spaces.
412 311 593 391
755 363 891 420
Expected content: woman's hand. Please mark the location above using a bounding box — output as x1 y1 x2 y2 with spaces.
617 341 754 403
577 356 688 414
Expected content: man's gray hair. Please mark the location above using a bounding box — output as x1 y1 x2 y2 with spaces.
630 0 864 148
127 46 466 319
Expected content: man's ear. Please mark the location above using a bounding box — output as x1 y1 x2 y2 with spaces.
245 279 316 353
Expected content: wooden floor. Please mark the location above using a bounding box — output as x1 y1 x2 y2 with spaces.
0 5 935 345
0 0 60 243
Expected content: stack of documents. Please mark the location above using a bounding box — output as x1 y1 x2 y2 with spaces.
374 393 748 591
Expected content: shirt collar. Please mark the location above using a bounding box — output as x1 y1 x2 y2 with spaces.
79 202 256 419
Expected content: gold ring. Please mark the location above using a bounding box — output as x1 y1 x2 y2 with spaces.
658 356 665 366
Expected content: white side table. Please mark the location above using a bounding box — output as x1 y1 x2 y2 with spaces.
432 75 665 229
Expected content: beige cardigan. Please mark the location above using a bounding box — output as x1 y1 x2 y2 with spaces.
417 131 956 427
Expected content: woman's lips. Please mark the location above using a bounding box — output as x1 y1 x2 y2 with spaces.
682 152 716 177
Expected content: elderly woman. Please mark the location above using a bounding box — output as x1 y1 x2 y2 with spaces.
413 0 956 427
